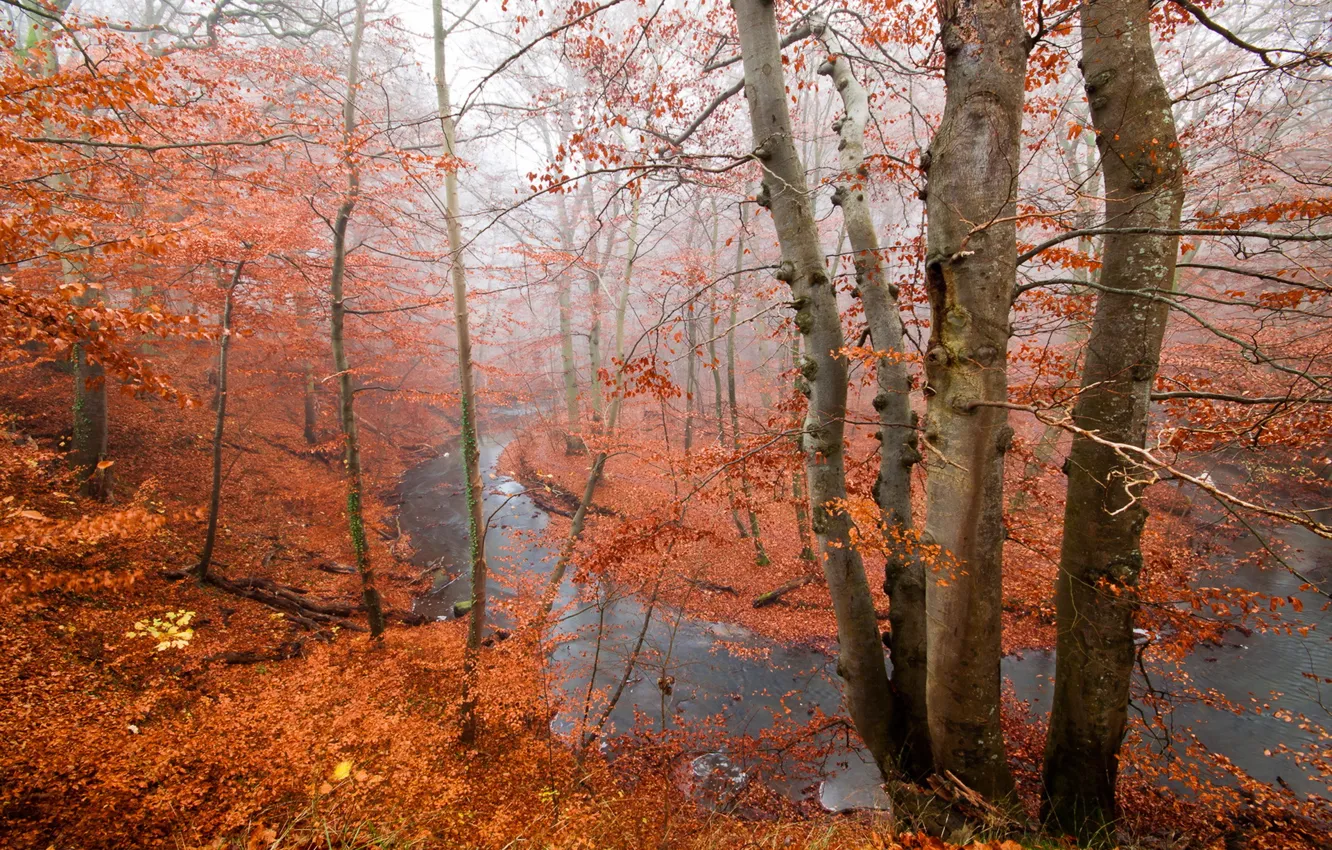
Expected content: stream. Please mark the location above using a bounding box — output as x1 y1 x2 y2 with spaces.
401 433 1331 811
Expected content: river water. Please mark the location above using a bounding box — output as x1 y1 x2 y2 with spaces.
401 434 1331 811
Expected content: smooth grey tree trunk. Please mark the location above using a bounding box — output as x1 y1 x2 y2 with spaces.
921 0 1026 802
1043 0 1185 836
732 0 895 777
683 290 698 457
815 20 931 779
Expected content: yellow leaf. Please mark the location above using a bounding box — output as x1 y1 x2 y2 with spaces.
96 460 114 470
331 760 353 781
18 510 47 521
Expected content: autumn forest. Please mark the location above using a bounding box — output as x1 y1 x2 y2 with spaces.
2 0 1330 847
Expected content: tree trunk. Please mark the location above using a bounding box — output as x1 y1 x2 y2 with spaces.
330 0 386 639
683 291 698 456
1042 0 1185 835
197 262 243 581
303 365 318 444
815 20 931 779
729 200 768 564
71 284 110 501
583 182 610 427
732 0 895 777
1013 129 1100 509
434 0 489 741
789 334 816 563
614 191 640 375
547 147 583 453
920 0 1026 802
537 191 642 622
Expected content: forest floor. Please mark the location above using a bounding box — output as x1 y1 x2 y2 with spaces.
0 368 948 850
0 369 1314 849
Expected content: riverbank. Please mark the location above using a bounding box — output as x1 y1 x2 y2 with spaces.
448 420 1330 844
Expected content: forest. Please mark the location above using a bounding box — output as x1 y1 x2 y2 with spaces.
1 0 1329 847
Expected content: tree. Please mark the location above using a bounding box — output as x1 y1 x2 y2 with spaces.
920 0 1026 802
1042 0 1186 836
328 0 386 638
432 0 488 741
731 0 896 778
814 15 931 779
196 261 243 581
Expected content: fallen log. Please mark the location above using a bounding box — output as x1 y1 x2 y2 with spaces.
205 640 305 665
751 574 818 608
317 561 358 575
202 572 367 632
685 577 739 596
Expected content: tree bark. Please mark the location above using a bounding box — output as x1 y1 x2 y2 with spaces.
197 262 243 581
433 0 489 741
1042 0 1184 835
921 0 1026 801
330 0 386 638
732 0 894 777
815 19 931 780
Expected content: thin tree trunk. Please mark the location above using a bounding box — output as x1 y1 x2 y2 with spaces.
71 284 110 501
330 0 386 638
709 296 726 445
815 20 931 779
790 334 815 563
920 0 1026 801
1043 0 1185 835
433 0 488 741
583 182 608 427
546 138 584 454
729 200 768 564
1014 131 1099 508
614 191 640 375
30 5 109 502
197 262 243 580
558 278 580 446
707 204 726 445
303 365 318 444
683 291 697 456
732 0 894 777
